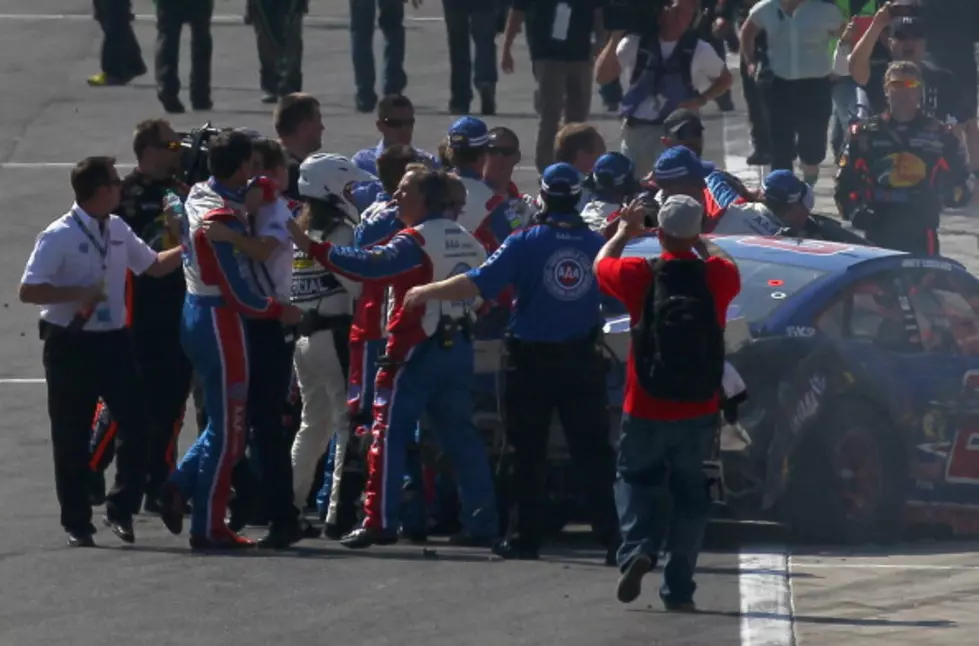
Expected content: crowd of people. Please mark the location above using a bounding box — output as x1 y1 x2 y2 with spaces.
25 0 978 611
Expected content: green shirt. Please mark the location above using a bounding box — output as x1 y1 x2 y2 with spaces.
829 0 879 58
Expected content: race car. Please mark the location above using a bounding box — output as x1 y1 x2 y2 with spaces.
471 234 979 543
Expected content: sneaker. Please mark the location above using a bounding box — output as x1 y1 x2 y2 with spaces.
616 553 652 604
87 72 127 87
662 597 697 612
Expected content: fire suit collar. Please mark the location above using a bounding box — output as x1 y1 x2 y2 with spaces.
507 182 521 198
206 177 246 202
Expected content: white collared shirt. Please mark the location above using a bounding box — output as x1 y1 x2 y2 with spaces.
748 0 844 80
246 197 294 300
21 203 159 331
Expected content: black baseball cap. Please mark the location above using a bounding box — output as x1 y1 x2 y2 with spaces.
662 108 704 139
891 17 925 39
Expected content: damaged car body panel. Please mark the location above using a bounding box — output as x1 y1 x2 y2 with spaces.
472 234 979 542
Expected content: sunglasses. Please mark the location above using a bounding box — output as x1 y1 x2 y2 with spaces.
487 146 519 156
886 78 922 89
156 140 182 151
382 117 416 129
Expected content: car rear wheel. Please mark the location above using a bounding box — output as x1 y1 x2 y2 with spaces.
783 399 905 544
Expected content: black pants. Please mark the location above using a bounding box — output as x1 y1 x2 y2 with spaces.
740 60 772 156
89 342 192 499
866 217 941 256
442 0 498 108
42 324 147 534
502 337 618 552
155 0 214 103
231 319 299 528
249 0 305 96
93 0 146 81
765 75 833 170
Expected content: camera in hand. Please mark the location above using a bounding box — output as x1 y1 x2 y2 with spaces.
889 0 920 18
176 122 225 185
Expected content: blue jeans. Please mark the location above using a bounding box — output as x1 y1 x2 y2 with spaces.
349 0 406 105
615 413 718 604
442 0 498 107
830 76 860 160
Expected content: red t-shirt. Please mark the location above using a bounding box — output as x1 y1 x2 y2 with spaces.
596 251 741 421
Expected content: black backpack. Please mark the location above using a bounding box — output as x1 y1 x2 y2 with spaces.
631 257 725 402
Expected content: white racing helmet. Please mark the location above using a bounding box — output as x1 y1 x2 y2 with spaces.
298 153 377 221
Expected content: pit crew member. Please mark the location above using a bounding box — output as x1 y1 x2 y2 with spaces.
835 61 973 255
444 116 518 254
287 166 499 549
482 127 535 229
159 131 302 550
88 119 192 512
352 94 439 177
404 163 620 563
581 152 640 234
313 146 422 539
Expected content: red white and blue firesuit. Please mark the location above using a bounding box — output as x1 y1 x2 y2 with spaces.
170 179 284 540
455 170 520 255
307 214 499 537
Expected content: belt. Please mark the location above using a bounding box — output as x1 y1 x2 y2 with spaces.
624 116 665 128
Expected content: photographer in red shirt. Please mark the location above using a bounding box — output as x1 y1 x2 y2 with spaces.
594 194 740 611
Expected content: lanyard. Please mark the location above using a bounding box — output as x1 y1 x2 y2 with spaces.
71 209 110 271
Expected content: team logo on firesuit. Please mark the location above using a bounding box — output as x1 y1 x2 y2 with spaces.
876 152 927 188
543 248 592 302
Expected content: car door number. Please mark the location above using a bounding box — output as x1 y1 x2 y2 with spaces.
946 429 979 484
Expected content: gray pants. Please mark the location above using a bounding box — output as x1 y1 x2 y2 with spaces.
532 59 594 173
620 123 665 178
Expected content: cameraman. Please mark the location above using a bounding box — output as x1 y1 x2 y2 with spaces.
88 119 192 512
595 0 732 177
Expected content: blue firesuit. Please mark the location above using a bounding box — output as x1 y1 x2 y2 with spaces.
306 216 498 537
170 179 285 540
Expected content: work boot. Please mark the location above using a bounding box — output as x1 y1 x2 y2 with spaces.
491 538 539 560
256 520 306 550
339 525 399 549
102 514 135 544
158 93 186 115
478 84 496 116
158 481 185 535
190 528 256 551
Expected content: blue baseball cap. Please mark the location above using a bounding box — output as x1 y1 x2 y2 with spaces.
762 170 814 210
540 162 583 198
591 152 635 188
447 116 489 149
653 146 715 184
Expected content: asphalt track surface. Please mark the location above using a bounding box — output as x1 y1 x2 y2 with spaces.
1 2 978 645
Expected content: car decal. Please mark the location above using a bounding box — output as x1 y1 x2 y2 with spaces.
735 236 855 256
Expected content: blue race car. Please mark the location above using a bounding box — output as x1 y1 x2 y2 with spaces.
597 234 979 544
467 234 979 542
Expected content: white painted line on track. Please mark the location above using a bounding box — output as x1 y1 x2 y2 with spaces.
739 550 797 646
0 378 44 384
793 561 979 571
0 14 444 24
